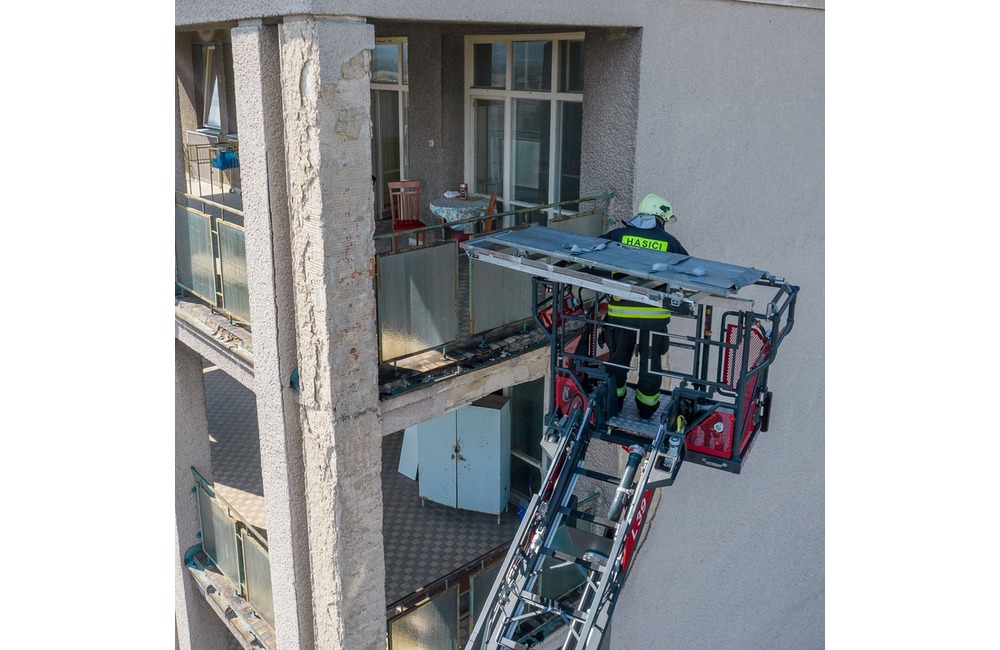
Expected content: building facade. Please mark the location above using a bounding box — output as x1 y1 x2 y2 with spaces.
174 1 824 648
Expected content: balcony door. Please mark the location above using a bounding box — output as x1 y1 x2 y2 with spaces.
371 38 409 220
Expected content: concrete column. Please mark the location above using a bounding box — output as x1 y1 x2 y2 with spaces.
231 20 315 650
579 28 641 223
176 34 196 193
175 340 232 650
278 16 386 649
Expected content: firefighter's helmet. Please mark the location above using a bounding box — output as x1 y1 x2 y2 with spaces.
637 194 674 223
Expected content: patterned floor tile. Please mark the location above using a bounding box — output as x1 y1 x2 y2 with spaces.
202 363 520 607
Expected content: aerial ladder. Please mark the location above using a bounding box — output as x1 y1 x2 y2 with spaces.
460 225 798 649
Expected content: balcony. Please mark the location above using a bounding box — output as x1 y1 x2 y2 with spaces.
175 152 613 394
187 372 604 650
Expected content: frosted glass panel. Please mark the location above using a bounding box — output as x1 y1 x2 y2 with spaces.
388 584 459 650
469 562 504 645
243 531 274 628
198 488 240 586
175 204 217 304
549 210 605 238
218 222 250 322
378 244 458 361
469 259 534 335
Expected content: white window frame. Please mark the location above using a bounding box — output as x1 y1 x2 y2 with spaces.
372 37 410 180
463 32 585 214
201 44 222 131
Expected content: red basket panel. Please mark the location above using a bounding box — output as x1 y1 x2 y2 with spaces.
686 410 735 458
722 323 769 388
556 373 587 418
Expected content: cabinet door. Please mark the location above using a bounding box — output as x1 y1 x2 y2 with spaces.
456 397 510 514
417 410 458 508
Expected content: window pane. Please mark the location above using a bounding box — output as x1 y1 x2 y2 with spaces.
473 99 505 195
206 76 221 130
512 41 551 91
203 45 221 130
558 102 582 208
512 99 551 204
559 40 584 93
473 43 506 89
373 43 399 83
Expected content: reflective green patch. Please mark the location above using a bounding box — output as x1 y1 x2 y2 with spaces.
621 235 668 251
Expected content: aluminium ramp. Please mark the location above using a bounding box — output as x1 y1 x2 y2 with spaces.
461 225 767 308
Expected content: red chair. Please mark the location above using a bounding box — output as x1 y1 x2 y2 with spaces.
388 180 427 250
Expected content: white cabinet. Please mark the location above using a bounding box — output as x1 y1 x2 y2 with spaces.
416 395 511 516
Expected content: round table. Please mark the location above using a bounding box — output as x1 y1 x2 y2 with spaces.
429 196 490 232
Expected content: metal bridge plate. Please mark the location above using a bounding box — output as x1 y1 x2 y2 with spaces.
606 398 664 438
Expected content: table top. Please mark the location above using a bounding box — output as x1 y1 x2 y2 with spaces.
430 195 489 212
430 195 490 230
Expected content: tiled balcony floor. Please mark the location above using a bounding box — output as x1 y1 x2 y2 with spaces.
202 363 520 607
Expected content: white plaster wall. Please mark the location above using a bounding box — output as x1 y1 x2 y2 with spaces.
612 2 824 649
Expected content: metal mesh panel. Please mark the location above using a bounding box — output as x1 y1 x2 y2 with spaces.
723 323 769 387
218 222 250 323
469 258 534 335
242 531 274 628
175 204 218 304
548 209 605 238
198 487 240 587
686 410 735 458
388 584 460 650
378 244 458 362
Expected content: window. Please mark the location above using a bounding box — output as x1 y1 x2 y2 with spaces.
199 44 222 130
465 34 584 213
371 38 409 219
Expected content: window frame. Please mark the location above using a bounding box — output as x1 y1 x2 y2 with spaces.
371 37 409 177
463 32 585 214
200 43 222 131
371 37 410 218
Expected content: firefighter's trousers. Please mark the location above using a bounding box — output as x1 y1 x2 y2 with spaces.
604 315 670 416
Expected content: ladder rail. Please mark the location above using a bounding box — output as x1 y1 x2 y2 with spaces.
468 400 593 649
564 421 670 649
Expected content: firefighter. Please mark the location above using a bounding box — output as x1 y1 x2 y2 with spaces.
601 194 689 419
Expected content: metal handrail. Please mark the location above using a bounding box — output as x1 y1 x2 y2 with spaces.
375 193 615 247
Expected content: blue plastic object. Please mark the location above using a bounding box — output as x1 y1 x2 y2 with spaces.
211 150 239 170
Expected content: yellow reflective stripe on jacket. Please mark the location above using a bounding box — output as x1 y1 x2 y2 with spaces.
606 304 671 319
621 235 669 252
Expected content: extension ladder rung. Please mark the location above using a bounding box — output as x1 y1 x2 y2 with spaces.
516 590 590 623
556 506 618 531
576 468 624 484
539 547 607 574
